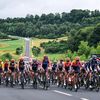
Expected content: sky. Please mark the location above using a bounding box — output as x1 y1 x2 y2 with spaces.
0 0 100 18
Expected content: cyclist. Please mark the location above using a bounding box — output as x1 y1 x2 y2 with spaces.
4 59 9 72
42 56 49 72
42 56 50 82
52 61 57 72
51 61 57 83
9 59 16 84
9 59 16 73
90 55 98 72
19 58 25 72
32 59 38 73
57 60 64 72
64 57 71 73
71 57 82 73
18 58 25 84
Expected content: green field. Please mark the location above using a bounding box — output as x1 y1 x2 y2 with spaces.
31 37 67 60
0 39 25 60
0 37 67 60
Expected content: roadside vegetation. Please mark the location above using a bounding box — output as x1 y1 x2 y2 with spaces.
0 39 25 60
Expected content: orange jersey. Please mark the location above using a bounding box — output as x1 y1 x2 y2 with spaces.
72 61 82 67
64 62 71 68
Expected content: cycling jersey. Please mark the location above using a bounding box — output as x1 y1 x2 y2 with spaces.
58 63 63 71
52 64 57 71
72 61 81 67
9 62 15 72
90 58 98 71
4 62 9 72
42 60 49 70
32 63 38 72
19 61 25 72
72 60 82 73
64 62 71 72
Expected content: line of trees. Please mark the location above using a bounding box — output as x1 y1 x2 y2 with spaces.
0 9 100 38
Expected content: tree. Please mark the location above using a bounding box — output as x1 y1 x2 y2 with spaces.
91 10 100 17
89 23 100 46
96 44 100 54
40 14 47 21
35 15 40 21
90 47 97 55
54 13 61 24
46 13 55 24
78 41 90 57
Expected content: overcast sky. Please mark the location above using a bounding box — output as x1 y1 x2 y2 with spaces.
0 0 100 18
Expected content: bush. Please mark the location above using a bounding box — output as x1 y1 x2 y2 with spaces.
32 46 41 56
16 46 23 55
40 40 67 54
1 53 12 61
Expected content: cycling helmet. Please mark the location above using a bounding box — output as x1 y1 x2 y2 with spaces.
11 59 15 63
75 56 80 61
66 57 70 62
32 58 37 62
92 55 97 59
20 58 23 61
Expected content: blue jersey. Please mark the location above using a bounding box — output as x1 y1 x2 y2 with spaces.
42 60 49 70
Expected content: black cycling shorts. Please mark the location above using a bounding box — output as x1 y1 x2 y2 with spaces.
72 66 80 73
9 67 15 72
32 67 38 72
19 67 24 72
59 67 63 71
42 64 48 70
65 67 69 72
52 67 56 71
4 67 8 72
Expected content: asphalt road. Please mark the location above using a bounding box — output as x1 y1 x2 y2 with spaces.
0 85 100 100
25 38 30 57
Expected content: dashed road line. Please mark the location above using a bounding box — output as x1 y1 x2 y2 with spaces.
53 90 89 100
53 90 72 96
80 98 89 100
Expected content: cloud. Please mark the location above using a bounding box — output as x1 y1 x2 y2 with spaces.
0 0 100 18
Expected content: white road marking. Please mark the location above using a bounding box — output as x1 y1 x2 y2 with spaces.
53 90 72 96
80 98 89 100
